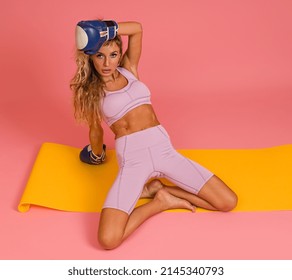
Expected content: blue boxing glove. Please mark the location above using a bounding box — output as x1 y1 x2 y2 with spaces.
75 20 118 55
103 20 119 39
79 144 106 165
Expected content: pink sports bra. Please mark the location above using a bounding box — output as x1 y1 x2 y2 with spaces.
100 67 152 126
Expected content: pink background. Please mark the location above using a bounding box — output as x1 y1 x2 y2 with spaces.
1 0 292 259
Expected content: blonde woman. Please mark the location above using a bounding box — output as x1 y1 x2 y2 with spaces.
70 20 237 250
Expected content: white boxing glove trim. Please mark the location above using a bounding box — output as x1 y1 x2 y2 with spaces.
75 26 88 50
87 144 93 152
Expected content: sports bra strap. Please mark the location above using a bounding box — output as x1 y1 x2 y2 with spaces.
117 67 138 81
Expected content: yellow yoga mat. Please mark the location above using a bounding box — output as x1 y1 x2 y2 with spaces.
18 142 292 213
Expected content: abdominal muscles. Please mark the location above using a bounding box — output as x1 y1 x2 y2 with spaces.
110 104 160 139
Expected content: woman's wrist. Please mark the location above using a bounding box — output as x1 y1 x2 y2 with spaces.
90 144 106 164
91 144 104 156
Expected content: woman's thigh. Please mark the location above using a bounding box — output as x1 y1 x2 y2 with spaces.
197 175 238 211
103 149 153 214
156 147 213 195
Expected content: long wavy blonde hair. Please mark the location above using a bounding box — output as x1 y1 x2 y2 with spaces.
70 36 123 125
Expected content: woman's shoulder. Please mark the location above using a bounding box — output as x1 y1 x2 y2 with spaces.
118 67 138 80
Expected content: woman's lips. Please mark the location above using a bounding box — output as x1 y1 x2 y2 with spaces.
102 69 111 74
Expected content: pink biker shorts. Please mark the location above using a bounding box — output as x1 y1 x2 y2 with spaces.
103 125 214 214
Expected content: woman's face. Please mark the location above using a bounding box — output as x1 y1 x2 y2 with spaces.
91 42 121 80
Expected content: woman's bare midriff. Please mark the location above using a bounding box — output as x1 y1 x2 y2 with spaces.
110 104 160 139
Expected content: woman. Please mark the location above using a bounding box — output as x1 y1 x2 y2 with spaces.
70 20 237 250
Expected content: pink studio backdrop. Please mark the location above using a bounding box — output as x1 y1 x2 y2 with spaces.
1 0 292 259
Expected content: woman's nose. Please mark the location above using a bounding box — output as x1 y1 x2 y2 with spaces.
104 57 109 66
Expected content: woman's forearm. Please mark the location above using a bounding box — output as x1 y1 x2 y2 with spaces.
117 22 143 36
89 124 104 155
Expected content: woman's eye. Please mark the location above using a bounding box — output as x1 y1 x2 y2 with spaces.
111 53 118 58
96 54 104 59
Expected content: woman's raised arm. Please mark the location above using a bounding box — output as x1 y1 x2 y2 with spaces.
118 22 143 78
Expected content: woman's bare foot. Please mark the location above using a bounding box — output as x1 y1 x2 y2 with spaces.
140 179 164 198
154 188 196 212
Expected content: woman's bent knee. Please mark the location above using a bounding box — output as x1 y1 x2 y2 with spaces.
98 208 128 250
98 232 123 250
218 192 238 212
200 175 238 212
